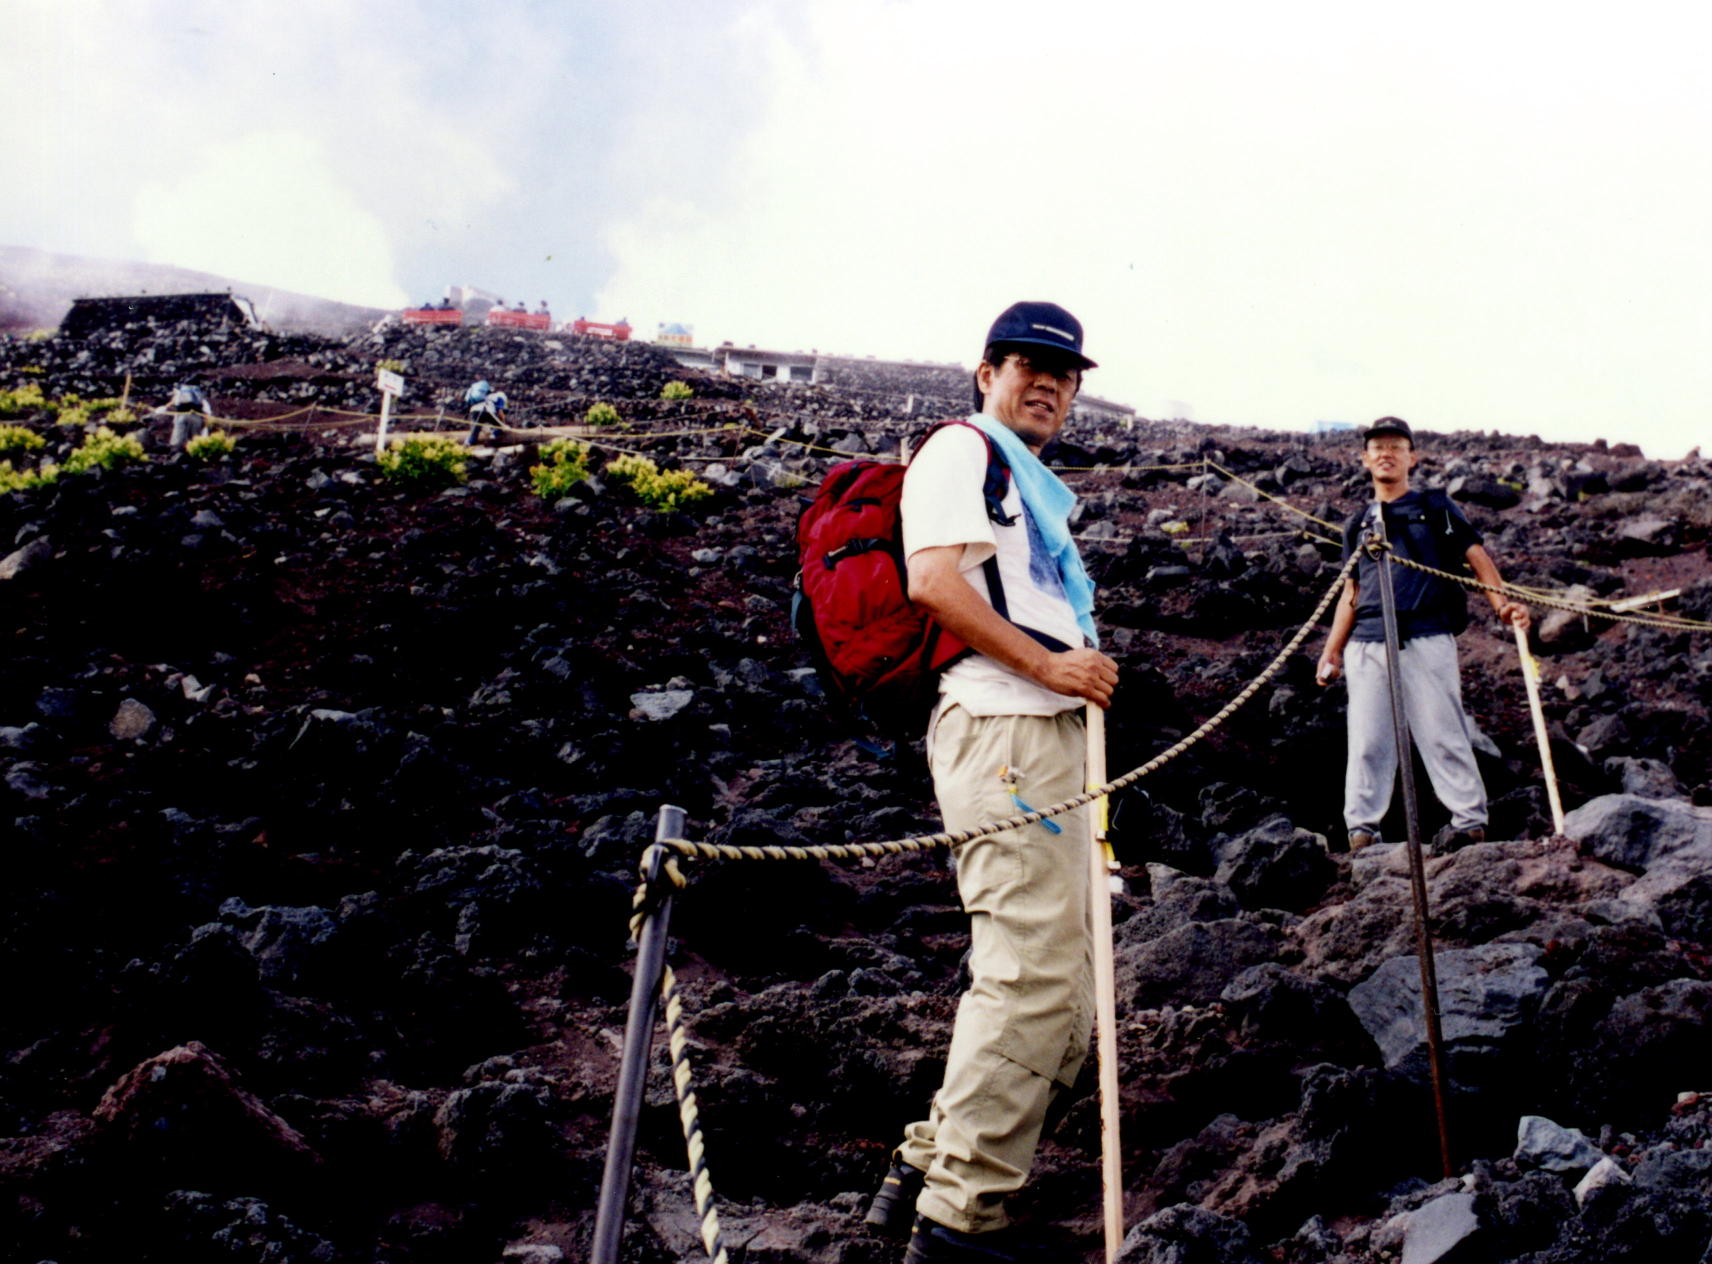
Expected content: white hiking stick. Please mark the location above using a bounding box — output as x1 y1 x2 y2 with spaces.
1512 620 1566 835
1085 703 1123 1262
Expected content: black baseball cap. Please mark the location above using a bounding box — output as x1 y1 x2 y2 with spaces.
985 301 1097 370
1362 416 1414 444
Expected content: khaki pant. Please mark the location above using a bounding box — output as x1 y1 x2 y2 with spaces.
897 704 1093 1233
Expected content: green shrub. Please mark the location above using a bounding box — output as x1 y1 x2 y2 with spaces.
585 401 621 427
185 430 236 460
24 330 51 343
88 397 139 424
53 403 93 427
64 426 147 474
660 380 694 401
378 435 467 487
376 358 406 374
530 438 592 500
605 453 713 513
0 383 47 418
0 460 59 494
0 425 45 457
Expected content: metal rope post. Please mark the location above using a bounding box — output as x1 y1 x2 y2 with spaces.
592 805 686 1264
1368 513 1455 1179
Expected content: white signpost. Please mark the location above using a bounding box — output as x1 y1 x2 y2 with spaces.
375 367 406 455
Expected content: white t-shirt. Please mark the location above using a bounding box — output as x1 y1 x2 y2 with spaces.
900 423 1086 717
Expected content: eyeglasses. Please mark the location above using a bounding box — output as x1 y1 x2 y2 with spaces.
1007 354 1081 384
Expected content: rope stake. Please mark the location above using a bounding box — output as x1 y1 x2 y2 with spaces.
1085 704 1124 1262
1513 621 1568 834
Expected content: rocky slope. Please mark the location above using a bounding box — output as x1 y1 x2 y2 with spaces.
1 321 1710 1263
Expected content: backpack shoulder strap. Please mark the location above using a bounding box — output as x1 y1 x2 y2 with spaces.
916 419 1016 526
907 419 1056 641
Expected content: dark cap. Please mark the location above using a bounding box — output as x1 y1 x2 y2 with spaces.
1362 416 1413 444
985 301 1097 370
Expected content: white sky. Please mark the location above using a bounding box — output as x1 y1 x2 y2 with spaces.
5 0 1709 458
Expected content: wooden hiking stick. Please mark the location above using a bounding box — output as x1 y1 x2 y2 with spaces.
1513 619 1567 835
1085 704 1123 1262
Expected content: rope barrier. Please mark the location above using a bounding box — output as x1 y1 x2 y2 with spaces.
1379 549 1712 631
1202 459 1343 531
1199 458 1709 630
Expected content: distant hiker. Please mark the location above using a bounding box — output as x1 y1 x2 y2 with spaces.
863 302 1117 1262
437 297 455 310
1315 416 1531 851
537 299 550 314
165 382 212 450
463 380 508 446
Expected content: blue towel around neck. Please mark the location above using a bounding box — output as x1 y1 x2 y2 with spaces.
966 412 1099 647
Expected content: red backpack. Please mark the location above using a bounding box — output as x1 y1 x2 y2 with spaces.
792 421 1059 720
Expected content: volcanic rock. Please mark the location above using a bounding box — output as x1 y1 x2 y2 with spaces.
1347 942 1549 1074
91 1042 319 1180
1564 793 1712 871
1514 1114 1606 1173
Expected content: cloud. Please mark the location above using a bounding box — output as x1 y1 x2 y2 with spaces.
592 0 1712 457
4 1 527 291
133 130 408 307
8 0 1709 457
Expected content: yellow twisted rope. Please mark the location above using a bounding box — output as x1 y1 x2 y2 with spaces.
662 964 731 1263
1201 458 1344 531
1380 549 1711 631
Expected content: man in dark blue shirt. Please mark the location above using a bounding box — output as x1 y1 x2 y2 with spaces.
1316 417 1530 851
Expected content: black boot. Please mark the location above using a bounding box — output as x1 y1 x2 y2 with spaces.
904 1214 1039 1262
862 1163 925 1236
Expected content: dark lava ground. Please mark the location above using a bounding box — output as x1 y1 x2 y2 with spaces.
1 320 1710 1263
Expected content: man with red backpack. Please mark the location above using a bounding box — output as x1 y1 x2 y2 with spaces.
864 302 1118 1262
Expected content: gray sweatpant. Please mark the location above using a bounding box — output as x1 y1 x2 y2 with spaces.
1344 634 1486 836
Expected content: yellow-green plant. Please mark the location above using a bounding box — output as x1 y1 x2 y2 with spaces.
377 435 467 487
53 400 93 427
0 460 59 493
660 380 694 401
585 401 620 427
185 431 236 461
88 397 138 424
605 453 713 513
24 331 51 343
0 383 48 418
530 438 592 500
0 425 45 457
64 426 146 474
376 358 406 374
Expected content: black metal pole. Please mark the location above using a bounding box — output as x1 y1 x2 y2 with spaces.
591 805 686 1264
1368 513 1456 1179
